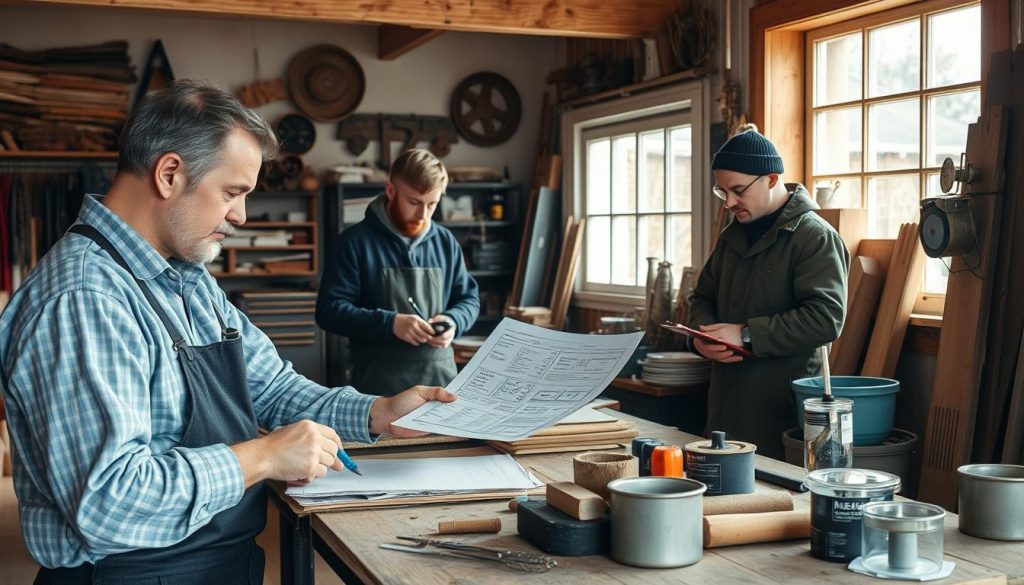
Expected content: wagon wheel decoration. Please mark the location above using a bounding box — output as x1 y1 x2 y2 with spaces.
450 72 522 147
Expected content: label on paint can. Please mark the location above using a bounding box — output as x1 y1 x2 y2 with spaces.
810 493 893 562
686 461 723 494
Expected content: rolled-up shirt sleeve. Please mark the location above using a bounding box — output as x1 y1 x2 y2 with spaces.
6 290 244 558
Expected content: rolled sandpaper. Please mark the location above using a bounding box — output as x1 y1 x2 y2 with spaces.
702 509 811 548
437 517 501 534
703 490 794 516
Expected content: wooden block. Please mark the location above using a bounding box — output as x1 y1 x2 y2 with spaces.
516 499 609 556
546 482 608 521
830 256 883 375
702 509 810 548
814 208 867 259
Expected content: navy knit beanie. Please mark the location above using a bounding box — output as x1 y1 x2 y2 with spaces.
711 128 785 175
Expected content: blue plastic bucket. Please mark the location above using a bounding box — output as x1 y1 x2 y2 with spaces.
792 376 899 446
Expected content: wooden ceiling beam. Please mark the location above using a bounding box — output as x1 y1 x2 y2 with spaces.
18 0 677 38
378 25 443 61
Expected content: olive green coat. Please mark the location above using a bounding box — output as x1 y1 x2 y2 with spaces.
688 185 850 459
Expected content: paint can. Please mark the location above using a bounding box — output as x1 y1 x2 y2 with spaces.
683 431 755 496
804 468 901 562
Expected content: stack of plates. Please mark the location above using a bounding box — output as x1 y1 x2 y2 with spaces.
640 352 710 386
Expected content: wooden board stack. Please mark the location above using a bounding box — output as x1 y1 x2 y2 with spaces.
829 256 883 375
487 407 639 455
860 223 925 378
0 41 135 152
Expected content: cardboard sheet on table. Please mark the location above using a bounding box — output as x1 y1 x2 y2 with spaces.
660 322 755 358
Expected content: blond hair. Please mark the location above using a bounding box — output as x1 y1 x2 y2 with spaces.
389 148 448 194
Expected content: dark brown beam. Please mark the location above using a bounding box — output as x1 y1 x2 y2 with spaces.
378 25 444 61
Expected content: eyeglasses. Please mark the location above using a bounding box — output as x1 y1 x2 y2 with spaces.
713 175 764 201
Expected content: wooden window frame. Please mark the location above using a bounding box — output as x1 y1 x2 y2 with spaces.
750 0 1007 318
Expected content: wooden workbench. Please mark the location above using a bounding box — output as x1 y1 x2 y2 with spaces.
268 412 1022 585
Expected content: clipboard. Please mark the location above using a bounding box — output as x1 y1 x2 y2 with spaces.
660 322 756 359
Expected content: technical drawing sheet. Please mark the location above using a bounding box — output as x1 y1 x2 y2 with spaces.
394 318 643 441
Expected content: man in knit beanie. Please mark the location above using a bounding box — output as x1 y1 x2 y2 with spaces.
686 125 850 459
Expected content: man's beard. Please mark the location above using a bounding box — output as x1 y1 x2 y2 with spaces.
387 197 428 237
165 202 235 265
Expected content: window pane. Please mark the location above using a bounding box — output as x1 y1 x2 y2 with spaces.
585 216 610 284
928 5 980 88
667 214 693 272
815 32 863 106
610 216 636 285
668 126 692 212
586 138 610 215
813 177 862 209
868 98 920 171
925 172 943 197
924 258 949 294
814 107 862 174
868 19 920 97
866 174 921 238
611 135 637 214
637 215 665 286
927 90 979 167
639 131 665 213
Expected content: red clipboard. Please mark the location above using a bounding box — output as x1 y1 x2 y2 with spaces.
660 322 756 359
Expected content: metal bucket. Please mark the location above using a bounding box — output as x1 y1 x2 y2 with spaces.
958 464 1024 541
607 476 706 568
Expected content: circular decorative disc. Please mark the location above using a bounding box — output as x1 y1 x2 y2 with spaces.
276 113 316 154
450 72 522 146
288 44 365 122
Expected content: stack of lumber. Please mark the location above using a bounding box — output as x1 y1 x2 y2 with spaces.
860 223 924 378
488 406 638 455
0 41 135 152
505 216 585 331
829 256 884 375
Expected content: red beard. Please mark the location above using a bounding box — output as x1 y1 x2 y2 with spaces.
387 197 427 237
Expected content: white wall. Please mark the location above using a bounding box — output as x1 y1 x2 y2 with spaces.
1 6 557 185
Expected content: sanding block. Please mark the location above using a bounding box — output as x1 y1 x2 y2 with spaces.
516 498 609 556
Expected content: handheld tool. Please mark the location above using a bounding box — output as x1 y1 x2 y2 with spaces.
407 296 452 335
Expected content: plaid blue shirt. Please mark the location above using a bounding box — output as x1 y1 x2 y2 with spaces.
0 195 378 568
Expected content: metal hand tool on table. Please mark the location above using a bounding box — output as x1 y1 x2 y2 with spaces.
379 536 558 572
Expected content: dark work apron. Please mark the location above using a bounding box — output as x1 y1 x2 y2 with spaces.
34 225 266 585
351 266 458 396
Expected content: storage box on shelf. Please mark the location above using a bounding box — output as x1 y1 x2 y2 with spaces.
208 191 319 278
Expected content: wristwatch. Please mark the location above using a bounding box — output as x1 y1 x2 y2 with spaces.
740 324 752 349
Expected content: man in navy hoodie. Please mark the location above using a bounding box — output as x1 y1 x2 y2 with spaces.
317 149 480 396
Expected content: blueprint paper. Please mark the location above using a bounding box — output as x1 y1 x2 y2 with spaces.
393 318 643 441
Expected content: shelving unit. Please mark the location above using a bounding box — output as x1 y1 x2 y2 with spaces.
208 190 320 278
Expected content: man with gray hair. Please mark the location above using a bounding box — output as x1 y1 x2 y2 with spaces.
0 80 455 584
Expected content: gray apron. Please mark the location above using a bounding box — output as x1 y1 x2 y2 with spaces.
352 266 457 396
35 225 265 585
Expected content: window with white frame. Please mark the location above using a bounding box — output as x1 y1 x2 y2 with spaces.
806 0 981 301
563 82 709 304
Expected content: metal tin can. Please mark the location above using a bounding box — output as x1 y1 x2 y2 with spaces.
805 468 901 562
684 431 755 495
608 477 706 568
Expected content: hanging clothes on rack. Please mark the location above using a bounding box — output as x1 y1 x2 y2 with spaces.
0 159 114 294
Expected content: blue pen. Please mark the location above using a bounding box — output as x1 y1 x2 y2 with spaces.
336 447 363 476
